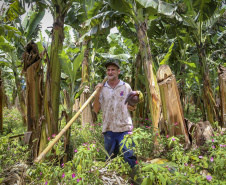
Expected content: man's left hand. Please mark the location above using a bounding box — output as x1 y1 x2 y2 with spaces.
127 104 136 111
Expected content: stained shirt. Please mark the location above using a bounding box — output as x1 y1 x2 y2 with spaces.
99 80 133 133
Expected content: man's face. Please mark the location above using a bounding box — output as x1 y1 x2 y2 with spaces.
106 65 120 80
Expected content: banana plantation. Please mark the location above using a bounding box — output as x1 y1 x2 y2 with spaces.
0 0 226 184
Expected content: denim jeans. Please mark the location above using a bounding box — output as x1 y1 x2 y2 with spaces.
104 131 137 168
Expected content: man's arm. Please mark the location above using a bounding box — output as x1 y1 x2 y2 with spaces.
93 95 101 113
93 83 103 114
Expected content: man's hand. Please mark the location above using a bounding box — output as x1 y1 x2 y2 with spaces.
95 83 103 97
127 104 136 111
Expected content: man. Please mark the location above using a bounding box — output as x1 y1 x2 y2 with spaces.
93 61 137 169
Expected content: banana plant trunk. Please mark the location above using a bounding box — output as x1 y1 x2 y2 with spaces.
136 22 161 142
62 89 72 163
197 43 218 126
0 70 3 132
39 2 70 155
218 65 226 128
2 84 9 109
23 41 43 159
157 65 191 146
80 40 93 126
133 53 145 126
12 87 17 107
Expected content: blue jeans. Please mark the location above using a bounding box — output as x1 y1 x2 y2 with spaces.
104 131 137 168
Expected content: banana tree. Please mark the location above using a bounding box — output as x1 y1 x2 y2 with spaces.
0 41 27 126
66 0 106 126
1 1 48 160
59 42 84 161
0 1 27 125
18 7 46 159
80 39 94 126
35 0 73 156
177 0 225 125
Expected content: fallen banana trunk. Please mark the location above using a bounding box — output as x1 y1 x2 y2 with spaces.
157 65 191 147
34 77 108 163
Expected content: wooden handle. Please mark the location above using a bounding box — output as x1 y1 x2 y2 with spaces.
34 77 108 163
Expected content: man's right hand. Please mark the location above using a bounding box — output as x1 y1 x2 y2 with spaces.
95 83 103 97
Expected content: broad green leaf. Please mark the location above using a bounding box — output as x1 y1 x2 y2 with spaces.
136 0 176 16
160 42 174 65
0 36 15 52
84 11 116 27
108 32 119 41
72 48 85 81
2 68 13 73
74 87 84 99
90 26 98 35
137 8 145 22
124 38 133 50
215 86 219 92
179 32 193 44
61 72 68 79
59 50 73 80
4 0 25 22
0 60 10 66
78 26 98 43
180 14 198 29
87 1 103 19
179 60 197 70
212 34 218 44
26 10 45 41
0 25 22 41
195 76 200 85
36 41 44 53
67 47 80 54
147 7 158 19
22 13 29 30
99 53 131 60
157 0 177 16
217 30 226 41
101 20 109 29
67 3 86 29
136 0 158 9
109 0 132 15
193 0 218 21
64 25 70 32
138 74 146 85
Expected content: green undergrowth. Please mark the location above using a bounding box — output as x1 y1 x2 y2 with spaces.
0 108 225 184
1 106 26 136
183 104 203 123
